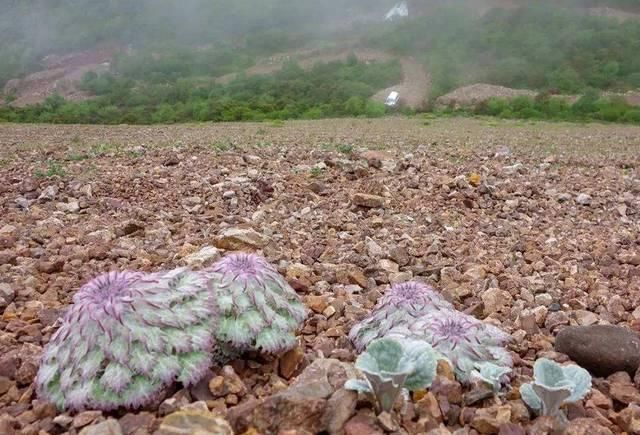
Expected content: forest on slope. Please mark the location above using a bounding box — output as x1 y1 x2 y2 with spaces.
2 0 640 124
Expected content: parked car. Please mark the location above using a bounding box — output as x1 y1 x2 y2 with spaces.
385 91 400 107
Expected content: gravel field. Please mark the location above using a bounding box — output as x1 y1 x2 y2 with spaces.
1 117 639 434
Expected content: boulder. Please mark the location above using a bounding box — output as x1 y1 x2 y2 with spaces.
555 325 640 376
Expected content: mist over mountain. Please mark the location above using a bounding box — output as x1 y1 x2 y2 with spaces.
2 0 640 124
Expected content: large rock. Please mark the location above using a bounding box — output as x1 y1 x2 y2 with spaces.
555 325 640 376
156 409 232 435
227 358 358 434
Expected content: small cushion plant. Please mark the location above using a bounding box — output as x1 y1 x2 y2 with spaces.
36 269 217 411
207 252 307 354
349 281 453 352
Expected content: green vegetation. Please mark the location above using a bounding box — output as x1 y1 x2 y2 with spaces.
2 0 640 126
35 161 66 178
440 92 640 125
0 59 399 124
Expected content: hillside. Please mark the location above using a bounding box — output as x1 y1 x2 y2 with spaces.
2 0 640 125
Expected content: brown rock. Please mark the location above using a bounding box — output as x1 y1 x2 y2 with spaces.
526 416 563 435
562 417 613 435
616 403 640 434
305 295 328 314
498 423 526 435
481 288 512 315
156 410 232 435
279 345 305 380
209 366 247 398
347 268 368 288
118 412 155 435
36 259 65 274
555 325 640 376
79 419 123 435
608 371 640 404
0 415 20 435
73 411 103 428
344 414 383 435
415 392 443 423
0 375 14 394
471 405 511 434
215 228 269 250
227 359 357 434
353 193 384 208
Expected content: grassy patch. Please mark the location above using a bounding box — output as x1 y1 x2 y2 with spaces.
35 161 66 178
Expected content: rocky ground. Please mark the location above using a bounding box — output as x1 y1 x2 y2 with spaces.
0 117 639 434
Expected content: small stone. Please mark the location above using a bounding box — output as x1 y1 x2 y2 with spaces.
78 419 123 435
563 417 613 435
37 259 65 274
415 392 442 422
305 295 328 314
365 238 384 258
497 423 525 435
573 310 599 326
576 193 592 206
389 247 410 266
181 246 221 267
616 404 640 434
534 293 553 307
378 259 399 273
608 372 640 404
38 185 58 201
53 414 73 428
0 376 14 394
471 405 511 434
353 193 385 208
323 305 337 318
555 325 640 376
215 228 269 250
344 414 383 435
156 410 233 435
117 220 145 237
73 411 103 428
209 366 247 398
544 311 569 331
279 345 305 380
377 412 398 432
481 288 512 315
0 283 15 308
528 416 563 435
118 412 155 435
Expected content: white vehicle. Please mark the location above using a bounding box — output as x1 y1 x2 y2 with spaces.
385 91 400 107
385 2 409 21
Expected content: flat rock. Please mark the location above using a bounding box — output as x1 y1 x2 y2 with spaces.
215 228 269 250
79 419 123 435
156 410 232 435
555 325 640 376
353 193 384 208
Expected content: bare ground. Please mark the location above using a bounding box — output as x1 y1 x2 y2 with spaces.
0 118 640 433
